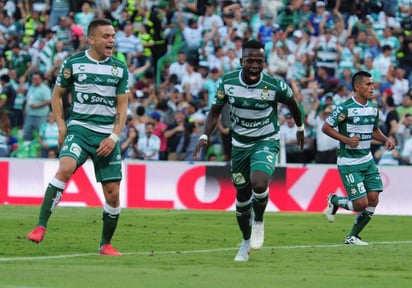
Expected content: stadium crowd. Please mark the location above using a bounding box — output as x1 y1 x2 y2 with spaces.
0 0 412 165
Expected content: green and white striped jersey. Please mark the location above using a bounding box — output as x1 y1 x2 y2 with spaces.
56 50 129 134
325 96 380 167
214 70 294 148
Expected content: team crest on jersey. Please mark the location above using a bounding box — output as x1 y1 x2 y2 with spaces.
63 68 71 79
338 113 346 122
111 64 119 76
217 89 225 99
261 86 269 100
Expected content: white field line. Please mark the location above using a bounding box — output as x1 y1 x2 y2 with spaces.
1 240 412 262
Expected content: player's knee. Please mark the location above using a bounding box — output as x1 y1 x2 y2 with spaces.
353 200 368 211
251 183 268 194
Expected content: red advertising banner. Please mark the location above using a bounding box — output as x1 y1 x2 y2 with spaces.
0 160 410 215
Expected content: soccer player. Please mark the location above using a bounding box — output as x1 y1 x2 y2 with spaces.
192 40 304 261
27 19 129 256
323 70 395 245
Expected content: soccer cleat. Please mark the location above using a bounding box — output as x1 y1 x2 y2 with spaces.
27 226 46 243
250 220 264 250
234 239 251 262
325 194 338 222
99 244 122 256
345 235 368 246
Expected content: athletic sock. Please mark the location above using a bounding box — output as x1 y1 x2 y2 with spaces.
100 203 121 247
331 195 354 211
349 206 375 236
252 189 269 222
236 199 252 240
37 177 65 227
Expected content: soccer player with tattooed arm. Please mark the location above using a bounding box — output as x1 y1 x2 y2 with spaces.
193 40 304 261
27 19 130 256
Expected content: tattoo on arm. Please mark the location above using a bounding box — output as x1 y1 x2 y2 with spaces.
114 112 120 125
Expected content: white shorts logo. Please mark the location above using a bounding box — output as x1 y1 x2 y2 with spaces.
232 173 246 185
69 143 82 158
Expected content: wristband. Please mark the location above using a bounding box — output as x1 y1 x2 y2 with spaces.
199 134 208 142
109 133 119 143
297 125 305 132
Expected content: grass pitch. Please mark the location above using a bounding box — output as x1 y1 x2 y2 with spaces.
0 206 412 288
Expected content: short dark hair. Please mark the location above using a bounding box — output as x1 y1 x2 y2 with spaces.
88 19 113 37
242 40 265 50
0 74 9 82
352 70 372 91
385 95 395 107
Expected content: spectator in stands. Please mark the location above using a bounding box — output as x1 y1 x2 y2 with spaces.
176 121 202 161
0 110 18 157
306 97 339 164
169 50 188 83
267 42 289 79
280 112 304 163
203 67 221 109
115 22 143 67
38 111 59 158
137 122 161 160
177 9 202 63
22 72 52 143
257 12 275 44
396 93 412 119
120 125 139 159
10 43 32 81
373 45 394 86
48 0 72 28
396 113 412 151
375 134 400 166
8 69 25 130
390 67 409 107
313 24 342 77
308 1 333 37
381 94 399 137
398 38 412 84
361 56 382 91
149 110 168 160
74 1 95 35
287 52 315 89
165 109 186 161
181 61 204 105
0 74 16 124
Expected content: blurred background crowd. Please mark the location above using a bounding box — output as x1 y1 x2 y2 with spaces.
0 0 412 166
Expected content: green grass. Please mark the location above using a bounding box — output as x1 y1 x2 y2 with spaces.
1 206 412 288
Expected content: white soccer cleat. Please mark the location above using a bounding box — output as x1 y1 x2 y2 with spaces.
325 194 338 222
250 220 264 250
234 239 251 262
345 235 368 246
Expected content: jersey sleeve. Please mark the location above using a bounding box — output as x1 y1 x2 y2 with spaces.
276 78 294 104
213 78 227 106
117 62 130 95
55 58 72 89
326 105 346 128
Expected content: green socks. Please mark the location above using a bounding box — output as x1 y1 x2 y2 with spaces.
236 200 252 240
37 178 65 227
252 189 269 222
349 206 375 236
100 203 121 246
